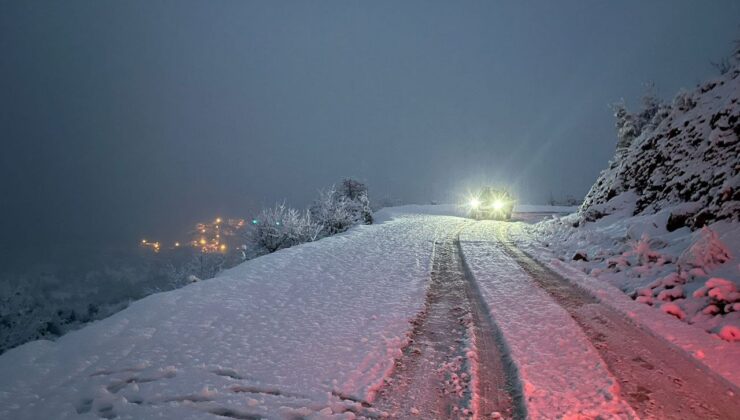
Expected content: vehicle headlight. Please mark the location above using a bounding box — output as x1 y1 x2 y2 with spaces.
492 199 505 210
469 198 481 209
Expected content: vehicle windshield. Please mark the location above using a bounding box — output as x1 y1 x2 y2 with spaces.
480 188 510 200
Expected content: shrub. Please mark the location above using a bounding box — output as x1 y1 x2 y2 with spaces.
247 203 322 255
246 178 373 256
310 179 373 237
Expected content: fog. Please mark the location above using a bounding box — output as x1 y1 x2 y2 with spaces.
1 0 738 271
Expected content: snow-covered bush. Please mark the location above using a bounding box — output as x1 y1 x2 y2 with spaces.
613 102 640 151
245 178 373 256
310 178 373 236
529 208 740 340
246 203 322 255
677 227 731 273
612 89 670 152
672 90 696 112
694 278 740 313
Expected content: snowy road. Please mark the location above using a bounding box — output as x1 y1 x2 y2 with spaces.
0 205 738 419
374 227 520 419
485 222 740 419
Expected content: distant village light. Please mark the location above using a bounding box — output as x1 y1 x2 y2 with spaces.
141 216 245 254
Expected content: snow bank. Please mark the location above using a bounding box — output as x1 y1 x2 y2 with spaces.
528 197 740 344
510 222 740 388
0 211 467 419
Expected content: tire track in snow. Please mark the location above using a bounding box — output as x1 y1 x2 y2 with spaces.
456 234 527 419
373 228 521 419
496 223 740 419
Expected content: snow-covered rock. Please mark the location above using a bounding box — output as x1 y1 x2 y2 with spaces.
582 64 739 229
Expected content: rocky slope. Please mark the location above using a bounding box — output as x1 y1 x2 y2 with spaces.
581 64 739 229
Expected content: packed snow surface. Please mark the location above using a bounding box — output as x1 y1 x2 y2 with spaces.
459 223 636 418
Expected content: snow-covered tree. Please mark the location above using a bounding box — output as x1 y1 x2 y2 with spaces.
246 203 322 255
337 178 373 225
613 101 639 151
672 90 696 112
635 88 670 135
613 87 670 152
310 178 373 237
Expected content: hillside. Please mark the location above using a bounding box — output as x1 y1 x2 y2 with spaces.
581 64 739 228
529 62 740 341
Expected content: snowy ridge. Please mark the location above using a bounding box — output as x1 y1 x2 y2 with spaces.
0 211 465 419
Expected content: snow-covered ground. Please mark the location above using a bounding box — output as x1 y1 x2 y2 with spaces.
509 220 740 388
561 62 740 345
1 204 736 419
0 209 468 419
524 197 740 343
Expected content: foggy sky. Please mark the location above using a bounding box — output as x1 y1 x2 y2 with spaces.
1 1 738 267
